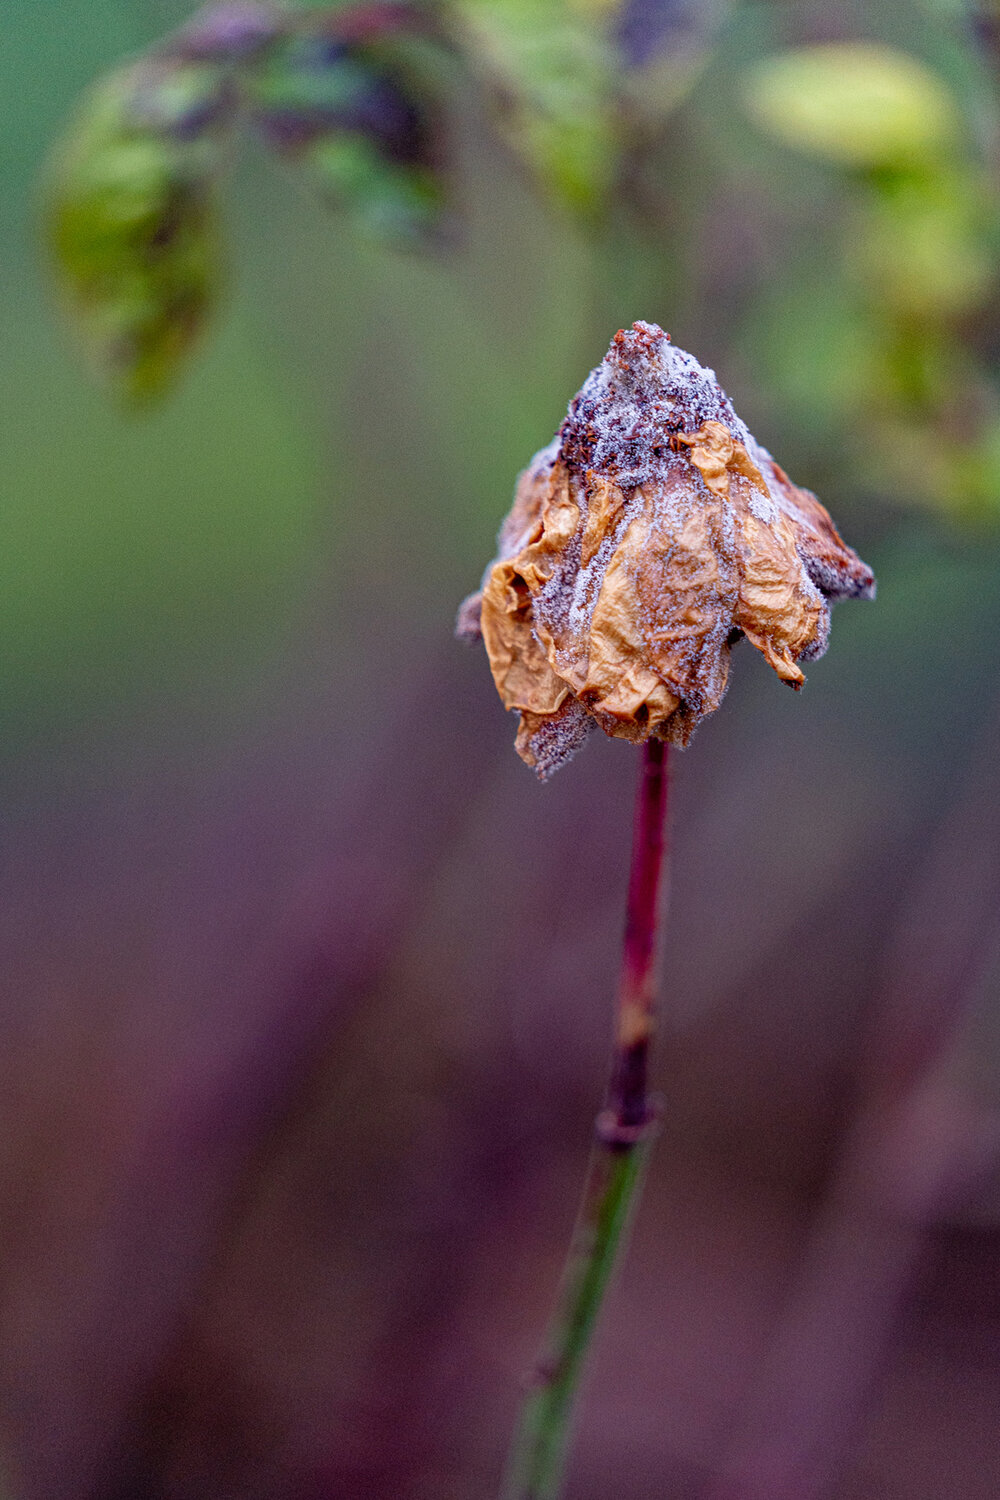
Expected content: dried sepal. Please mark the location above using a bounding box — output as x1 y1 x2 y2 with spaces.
459 321 874 778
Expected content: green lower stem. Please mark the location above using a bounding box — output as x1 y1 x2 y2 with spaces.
500 1138 653 1500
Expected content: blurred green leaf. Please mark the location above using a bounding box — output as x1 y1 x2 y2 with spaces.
950 414 1000 521
743 43 963 168
46 56 237 404
247 27 449 244
854 166 994 318
445 0 619 213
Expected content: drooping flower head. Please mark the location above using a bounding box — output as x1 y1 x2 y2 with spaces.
458 321 875 778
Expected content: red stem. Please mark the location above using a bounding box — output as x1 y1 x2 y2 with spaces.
604 736 669 1141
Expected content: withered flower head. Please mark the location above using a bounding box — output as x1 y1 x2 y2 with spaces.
458 321 875 779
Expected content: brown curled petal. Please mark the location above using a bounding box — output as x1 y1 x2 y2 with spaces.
480 562 569 716
765 458 876 601
673 421 770 502
730 440 771 496
497 439 558 559
581 517 682 730
454 438 560 646
524 462 630 700
731 482 823 687
673 421 733 496
579 473 629 566
633 476 734 719
514 467 581 597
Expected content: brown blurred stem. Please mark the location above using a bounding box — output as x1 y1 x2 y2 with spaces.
501 738 670 1500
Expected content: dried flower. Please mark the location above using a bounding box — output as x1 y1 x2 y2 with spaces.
458 321 875 778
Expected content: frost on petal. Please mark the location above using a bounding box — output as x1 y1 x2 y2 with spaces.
458 321 875 776
515 697 594 780
764 457 877 601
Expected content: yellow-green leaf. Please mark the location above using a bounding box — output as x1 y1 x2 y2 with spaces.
743 43 963 168
854 168 994 317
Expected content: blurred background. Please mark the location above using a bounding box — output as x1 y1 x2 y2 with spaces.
4 1 1000 1496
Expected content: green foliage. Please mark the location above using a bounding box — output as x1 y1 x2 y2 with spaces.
246 28 448 243
37 0 1000 531
444 0 619 213
45 5 461 400
47 57 235 404
45 0 715 403
741 36 1000 521
743 42 962 168
855 165 994 318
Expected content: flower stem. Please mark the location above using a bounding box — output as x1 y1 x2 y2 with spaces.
501 738 670 1500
